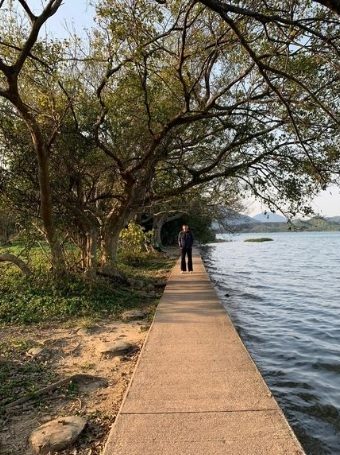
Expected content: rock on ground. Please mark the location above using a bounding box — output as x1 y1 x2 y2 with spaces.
27 347 45 357
30 416 87 454
121 309 146 322
98 340 137 357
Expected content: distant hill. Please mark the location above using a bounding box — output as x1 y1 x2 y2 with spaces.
252 212 287 223
212 210 340 233
326 216 340 224
212 208 256 229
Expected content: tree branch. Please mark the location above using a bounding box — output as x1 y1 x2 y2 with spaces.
199 0 340 36
222 14 329 185
17 0 37 23
0 253 31 275
313 0 340 14
14 0 63 74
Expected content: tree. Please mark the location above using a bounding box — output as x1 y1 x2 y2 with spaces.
148 1 340 212
0 0 66 273
142 178 242 247
198 0 340 19
60 0 338 267
1 0 339 276
0 208 15 245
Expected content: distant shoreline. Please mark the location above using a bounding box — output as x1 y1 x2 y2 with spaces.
214 220 340 235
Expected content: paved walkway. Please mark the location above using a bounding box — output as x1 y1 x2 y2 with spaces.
103 252 305 455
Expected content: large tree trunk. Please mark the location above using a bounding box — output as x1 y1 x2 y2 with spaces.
100 181 150 267
101 207 133 267
79 231 98 276
84 229 98 277
0 0 66 273
101 221 124 267
152 214 167 247
14 95 66 275
35 137 65 274
80 234 87 270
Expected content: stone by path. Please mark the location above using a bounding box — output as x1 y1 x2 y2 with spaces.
103 252 305 455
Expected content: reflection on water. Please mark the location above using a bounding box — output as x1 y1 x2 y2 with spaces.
202 232 340 455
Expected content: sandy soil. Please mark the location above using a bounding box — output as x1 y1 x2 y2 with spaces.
0 318 151 454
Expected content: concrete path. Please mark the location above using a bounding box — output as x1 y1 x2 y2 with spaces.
103 252 305 455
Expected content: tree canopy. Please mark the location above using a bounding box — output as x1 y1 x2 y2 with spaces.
0 0 339 274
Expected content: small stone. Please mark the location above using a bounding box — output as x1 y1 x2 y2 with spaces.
98 341 137 357
30 416 87 454
121 309 146 322
27 347 45 357
76 375 109 392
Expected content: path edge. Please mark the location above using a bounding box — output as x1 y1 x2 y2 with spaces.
101 259 178 455
102 253 306 454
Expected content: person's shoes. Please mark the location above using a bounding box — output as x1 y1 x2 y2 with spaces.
180 271 185 274
189 271 193 274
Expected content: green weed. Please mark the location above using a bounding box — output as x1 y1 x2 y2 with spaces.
0 246 174 325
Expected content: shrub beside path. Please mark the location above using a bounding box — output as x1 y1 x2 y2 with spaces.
103 250 305 455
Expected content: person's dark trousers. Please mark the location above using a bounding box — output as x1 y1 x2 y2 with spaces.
181 247 193 271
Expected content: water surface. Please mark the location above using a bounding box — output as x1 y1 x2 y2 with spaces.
202 232 340 455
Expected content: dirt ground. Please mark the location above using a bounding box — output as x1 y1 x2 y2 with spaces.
0 317 152 454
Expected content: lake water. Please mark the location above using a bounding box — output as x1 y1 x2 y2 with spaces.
201 231 340 455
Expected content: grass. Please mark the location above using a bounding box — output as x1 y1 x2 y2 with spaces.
0 243 174 325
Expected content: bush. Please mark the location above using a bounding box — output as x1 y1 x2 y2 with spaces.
119 222 154 260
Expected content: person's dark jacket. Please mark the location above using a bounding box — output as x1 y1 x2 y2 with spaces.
178 231 194 249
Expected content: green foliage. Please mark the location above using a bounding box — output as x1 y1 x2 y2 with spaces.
0 244 173 325
0 270 129 324
119 222 154 256
0 0 339 277
119 251 173 270
183 213 216 244
234 217 340 234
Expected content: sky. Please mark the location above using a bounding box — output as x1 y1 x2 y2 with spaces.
20 1 340 218
28 1 96 37
245 185 340 217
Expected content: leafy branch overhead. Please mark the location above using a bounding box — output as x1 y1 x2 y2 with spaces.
0 0 339 274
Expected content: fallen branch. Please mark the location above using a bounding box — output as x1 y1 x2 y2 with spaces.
2 373 108 411
0 253 31 275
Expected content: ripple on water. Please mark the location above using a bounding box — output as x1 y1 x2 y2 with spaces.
203 232 340 455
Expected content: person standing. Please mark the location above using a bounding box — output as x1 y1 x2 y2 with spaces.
178 224 194 273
